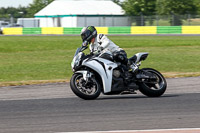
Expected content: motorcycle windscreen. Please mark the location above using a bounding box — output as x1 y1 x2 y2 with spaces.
74 47 81 57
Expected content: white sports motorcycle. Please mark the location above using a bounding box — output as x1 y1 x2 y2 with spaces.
70 46 167 100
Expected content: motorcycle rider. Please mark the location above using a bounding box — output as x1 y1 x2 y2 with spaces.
81 26 128 66
80 26 138 89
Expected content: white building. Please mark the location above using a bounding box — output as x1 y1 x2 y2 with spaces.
34 0 131 27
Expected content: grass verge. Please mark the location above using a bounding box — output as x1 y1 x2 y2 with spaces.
0 36 200 86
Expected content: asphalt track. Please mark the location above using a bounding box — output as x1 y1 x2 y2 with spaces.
0 77 200 133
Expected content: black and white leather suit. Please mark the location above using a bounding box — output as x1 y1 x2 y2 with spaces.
89 34 128 65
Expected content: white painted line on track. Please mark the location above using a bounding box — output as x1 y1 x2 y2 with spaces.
58 128 200 133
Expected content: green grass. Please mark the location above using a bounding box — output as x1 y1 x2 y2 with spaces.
0 36 200 84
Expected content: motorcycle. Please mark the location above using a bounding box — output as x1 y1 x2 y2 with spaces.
70 45 167 100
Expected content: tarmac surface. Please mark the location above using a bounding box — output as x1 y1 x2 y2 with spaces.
0 77 200 133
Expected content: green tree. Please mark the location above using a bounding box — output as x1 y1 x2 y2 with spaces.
122 0 156 26
0 6 28 20
198 5 200 15
112 0 120 4
194 0 200 14
112 0 121 5
27 0 54 17
0 8 7 18
156 0 197 25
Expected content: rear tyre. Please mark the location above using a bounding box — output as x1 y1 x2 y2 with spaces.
70 73 101 100
138 68 167 97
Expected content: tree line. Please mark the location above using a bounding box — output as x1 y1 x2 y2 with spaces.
0 0 53 19
115 0 200 15
119 0 200 26
1 0 200 26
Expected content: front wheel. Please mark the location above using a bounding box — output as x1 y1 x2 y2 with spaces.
138 68 167 97
70 73 101 100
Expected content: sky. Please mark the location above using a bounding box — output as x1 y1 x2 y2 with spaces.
0 0 33 8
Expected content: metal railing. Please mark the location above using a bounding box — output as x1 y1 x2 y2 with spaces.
1 14 200 27
129 14 200 26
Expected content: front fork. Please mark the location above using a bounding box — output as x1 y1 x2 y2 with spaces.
76 70 93 85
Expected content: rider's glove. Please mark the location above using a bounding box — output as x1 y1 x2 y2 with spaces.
93 46 103 55
97 46 103 52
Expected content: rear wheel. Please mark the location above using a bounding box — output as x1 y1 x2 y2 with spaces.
138 68 167 97
70 73 101 100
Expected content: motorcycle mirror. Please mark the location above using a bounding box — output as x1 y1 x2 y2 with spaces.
82 41 88 47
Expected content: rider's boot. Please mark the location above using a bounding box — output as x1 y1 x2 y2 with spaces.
127 60 138 73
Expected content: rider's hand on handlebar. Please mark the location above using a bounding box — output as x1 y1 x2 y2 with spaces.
97 46 103 52
92 46 103 55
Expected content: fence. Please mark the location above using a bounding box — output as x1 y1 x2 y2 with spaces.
130 14 200 26
1 14 200 28
2 26 200 35
0 18 16 26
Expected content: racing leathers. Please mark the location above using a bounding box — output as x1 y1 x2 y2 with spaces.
89 34 128 65
89 34 138 88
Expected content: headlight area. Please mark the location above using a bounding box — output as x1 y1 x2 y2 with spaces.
74 59 80 67
71 52 83 71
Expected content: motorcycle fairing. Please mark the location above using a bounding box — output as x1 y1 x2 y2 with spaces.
82 57 118 93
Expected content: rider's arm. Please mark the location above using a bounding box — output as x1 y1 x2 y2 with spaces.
90 34 110 55
89 43 100 55
89 43 93 53
98 34 110 49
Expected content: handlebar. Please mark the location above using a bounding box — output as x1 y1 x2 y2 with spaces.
80 45 88 52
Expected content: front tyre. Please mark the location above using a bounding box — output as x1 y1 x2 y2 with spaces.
138 68 167 97
70 73 101 100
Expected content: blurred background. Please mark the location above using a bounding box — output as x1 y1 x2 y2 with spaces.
0 0 200 28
